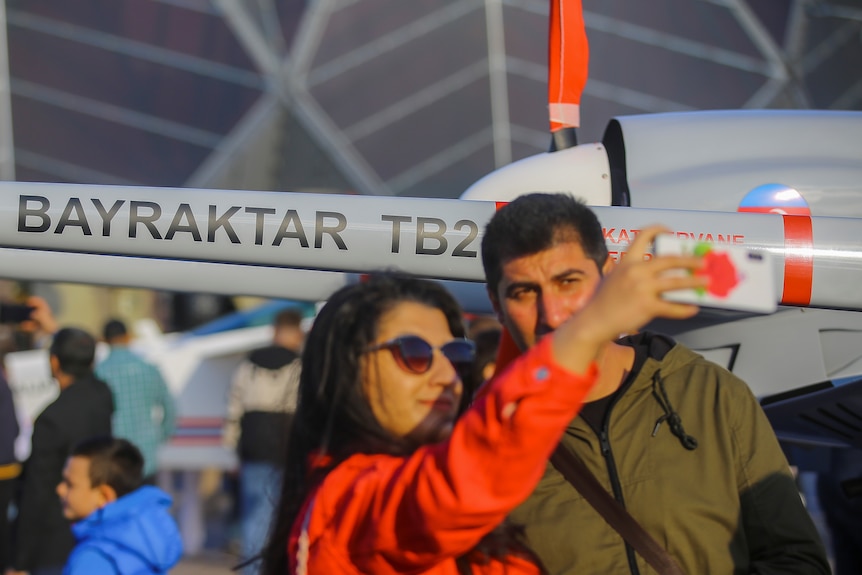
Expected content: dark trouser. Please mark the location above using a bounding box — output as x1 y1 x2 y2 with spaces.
0 477 14 570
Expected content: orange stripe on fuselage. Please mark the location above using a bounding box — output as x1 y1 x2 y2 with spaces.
781 215 814 306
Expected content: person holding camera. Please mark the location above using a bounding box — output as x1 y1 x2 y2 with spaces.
480 193 829 574
0 296 59 351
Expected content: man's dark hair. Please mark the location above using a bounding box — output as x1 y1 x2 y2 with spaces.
103 319 127 342
71 436 144 498
273 308 303 329
481 193 609 295
50 327 96 378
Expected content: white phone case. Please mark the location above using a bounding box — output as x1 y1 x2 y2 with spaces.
654 235 778 314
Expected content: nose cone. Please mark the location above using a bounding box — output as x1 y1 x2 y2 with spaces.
460 144 612 206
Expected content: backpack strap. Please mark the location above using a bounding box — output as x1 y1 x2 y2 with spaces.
550 444 687 575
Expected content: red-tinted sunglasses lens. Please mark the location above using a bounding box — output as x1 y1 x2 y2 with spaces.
393 336 434 373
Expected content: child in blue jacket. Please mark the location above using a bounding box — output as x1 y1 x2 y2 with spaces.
56 436 183 574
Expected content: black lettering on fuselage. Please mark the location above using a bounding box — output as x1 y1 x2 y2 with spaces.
272 209 309 247
315 211 347 250
246 207 276 246
18 195 51 232
165 203 202 241
451 219 478 257
129 201 162 239
208 206 241 244
91 199 125 237
54 198 92 235
382 214 411 253
416 217 447 255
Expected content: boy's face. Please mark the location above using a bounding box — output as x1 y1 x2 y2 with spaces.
56 456 108 521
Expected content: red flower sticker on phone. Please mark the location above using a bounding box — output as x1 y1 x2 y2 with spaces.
693 243 740 298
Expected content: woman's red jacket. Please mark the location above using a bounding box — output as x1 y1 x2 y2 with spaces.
288 336 597 574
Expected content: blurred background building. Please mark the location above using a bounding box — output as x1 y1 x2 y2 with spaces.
1 0 860 327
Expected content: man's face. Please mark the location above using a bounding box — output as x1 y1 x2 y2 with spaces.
491 241 612 350
56 456 107 521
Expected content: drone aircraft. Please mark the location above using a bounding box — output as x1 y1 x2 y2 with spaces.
2 0 861 461
2 104 862 454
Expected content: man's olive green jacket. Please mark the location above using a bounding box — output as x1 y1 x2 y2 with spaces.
509 332 829 575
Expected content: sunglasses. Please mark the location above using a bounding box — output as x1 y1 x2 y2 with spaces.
365 335 476 375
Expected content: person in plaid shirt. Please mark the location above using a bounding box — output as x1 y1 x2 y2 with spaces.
95 319 175 483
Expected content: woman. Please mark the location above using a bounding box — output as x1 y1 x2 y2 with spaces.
260 228 703 574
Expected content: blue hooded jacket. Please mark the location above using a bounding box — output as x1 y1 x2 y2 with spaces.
64 486 183 575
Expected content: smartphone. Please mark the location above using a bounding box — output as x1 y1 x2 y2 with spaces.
653 235 777 314
0 303 35 323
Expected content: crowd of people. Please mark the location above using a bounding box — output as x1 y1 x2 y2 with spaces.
0 192 857 575
0 311 182 575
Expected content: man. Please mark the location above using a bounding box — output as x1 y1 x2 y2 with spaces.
9 328 113 575
57 436 182 574
0 326 19 571
95 319 175 483
481 193 829 574
223 308 304 573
